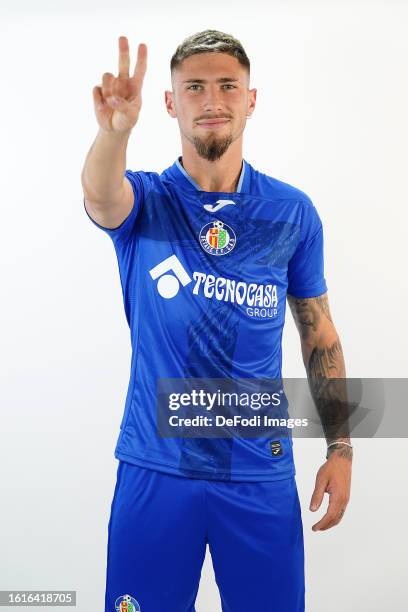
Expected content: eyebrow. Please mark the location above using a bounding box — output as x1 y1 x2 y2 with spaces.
182 77 239 84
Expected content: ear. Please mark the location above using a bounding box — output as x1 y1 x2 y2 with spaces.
165 90 177 118
247 87 257 116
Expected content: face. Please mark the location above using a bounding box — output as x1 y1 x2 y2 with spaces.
165 52 256 162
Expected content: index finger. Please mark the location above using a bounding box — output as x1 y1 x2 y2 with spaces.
118 35 130 78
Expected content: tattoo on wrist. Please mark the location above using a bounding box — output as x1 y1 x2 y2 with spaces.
326 443 353 461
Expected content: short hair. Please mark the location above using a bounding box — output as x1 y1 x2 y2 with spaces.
170 29 250 80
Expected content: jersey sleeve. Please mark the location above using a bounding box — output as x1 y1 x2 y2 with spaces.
83 169 153 247
287 195 328 298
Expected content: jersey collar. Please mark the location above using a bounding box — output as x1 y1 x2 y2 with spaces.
170 156 250 194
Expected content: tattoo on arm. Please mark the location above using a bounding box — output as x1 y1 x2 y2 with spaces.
287 292 352 461
309 339 344 379
287 292 333 342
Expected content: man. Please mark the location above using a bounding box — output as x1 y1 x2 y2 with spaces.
81 30 352 612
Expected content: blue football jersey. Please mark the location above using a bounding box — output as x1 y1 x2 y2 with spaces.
84 157 328 481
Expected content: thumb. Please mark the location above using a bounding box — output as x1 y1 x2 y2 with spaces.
310 478 327 511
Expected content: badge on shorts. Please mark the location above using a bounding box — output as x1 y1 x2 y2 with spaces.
270 440 283 456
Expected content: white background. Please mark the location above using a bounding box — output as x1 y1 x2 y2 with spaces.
1 0 407 610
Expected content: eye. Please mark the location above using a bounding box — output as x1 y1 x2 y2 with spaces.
186 83 237 91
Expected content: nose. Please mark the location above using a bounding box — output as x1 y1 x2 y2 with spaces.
202 84 224 112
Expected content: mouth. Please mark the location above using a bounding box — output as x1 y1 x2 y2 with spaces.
196 119 230 129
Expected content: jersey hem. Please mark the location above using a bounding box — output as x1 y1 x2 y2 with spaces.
114 449 296 482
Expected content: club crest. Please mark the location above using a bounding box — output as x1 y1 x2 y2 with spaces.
199 220 236 256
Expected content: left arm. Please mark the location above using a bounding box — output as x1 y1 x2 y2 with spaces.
287 291 353 530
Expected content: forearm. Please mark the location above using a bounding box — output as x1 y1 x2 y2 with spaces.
81 127 132 205
287 293 352 460
305 334 352 458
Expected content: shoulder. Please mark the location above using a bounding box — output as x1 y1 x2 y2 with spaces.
125 168 162 190
251 165 314 207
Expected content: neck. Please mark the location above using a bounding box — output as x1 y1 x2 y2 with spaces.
180 141 243 192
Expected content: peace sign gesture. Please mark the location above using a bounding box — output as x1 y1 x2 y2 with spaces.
92 37 147 133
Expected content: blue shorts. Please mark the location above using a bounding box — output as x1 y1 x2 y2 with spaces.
105 461 305 612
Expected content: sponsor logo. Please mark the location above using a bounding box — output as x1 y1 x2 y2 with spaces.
192 271 277 310
115 594 141 611
148 255 278 318
199 220 236 256
149 254 192 299
203 199 236 213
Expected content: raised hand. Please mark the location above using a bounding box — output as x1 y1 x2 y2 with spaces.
92 37 147 133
